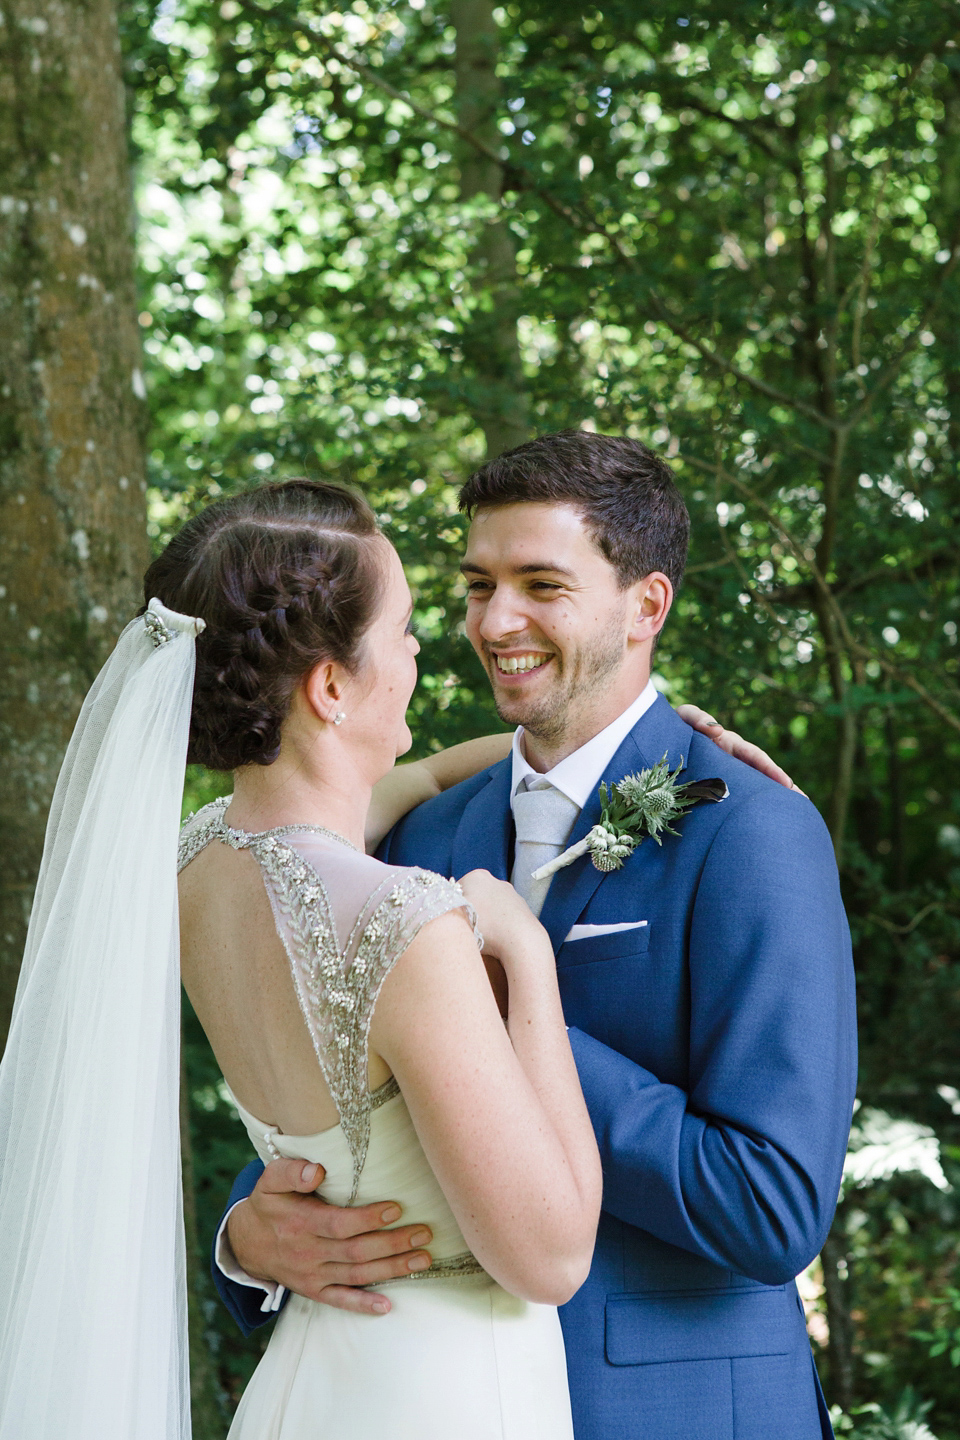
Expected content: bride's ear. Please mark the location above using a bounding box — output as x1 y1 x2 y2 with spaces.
302 659 348 726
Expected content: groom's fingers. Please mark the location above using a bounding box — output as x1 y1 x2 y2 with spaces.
287 1234 435 1311
256 1158 328 1194
314 1284 394 1316
253 1160 429 1245
226 1158 435 1309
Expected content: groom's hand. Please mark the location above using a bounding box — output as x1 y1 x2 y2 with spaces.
226 1159 434 1316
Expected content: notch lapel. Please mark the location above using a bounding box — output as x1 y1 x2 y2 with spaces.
450 756 514 881
538 697 691 953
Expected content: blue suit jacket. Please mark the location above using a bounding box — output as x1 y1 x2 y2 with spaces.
213 698 856 1440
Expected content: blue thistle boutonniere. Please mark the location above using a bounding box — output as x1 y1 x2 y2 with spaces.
532 756 729 880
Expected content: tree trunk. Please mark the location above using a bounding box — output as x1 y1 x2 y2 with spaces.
0 0 149 1048
821 1228 856 1413
451 0 529 459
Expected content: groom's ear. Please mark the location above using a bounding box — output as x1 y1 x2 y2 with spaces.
626 572 673 645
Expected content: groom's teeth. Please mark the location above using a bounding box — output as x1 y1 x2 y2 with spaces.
495 654 550 674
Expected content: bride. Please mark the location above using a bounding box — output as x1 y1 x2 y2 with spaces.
173 480 600 1440
0 477 792 1440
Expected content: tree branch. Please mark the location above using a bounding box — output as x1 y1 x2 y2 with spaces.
843 220 960 431
307 31 840 432
683 453 960 738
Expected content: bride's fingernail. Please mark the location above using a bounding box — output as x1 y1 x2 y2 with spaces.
409 1228 431 1247
380 1204 402 1224
408 1254 431 1272
372 1298 389 1315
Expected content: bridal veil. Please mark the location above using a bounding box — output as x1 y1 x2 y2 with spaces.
0 599 203 1439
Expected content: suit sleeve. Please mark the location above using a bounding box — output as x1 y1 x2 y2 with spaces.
568 789 857 1286
210 1158 289 1336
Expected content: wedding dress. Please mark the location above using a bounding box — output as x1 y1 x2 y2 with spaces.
178 797 574 1440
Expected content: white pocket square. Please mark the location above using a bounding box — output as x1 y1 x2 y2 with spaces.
564 921 648 943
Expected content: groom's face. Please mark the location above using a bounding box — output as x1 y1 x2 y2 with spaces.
462 502 662 755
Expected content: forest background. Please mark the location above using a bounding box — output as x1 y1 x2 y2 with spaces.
2 0 959 1436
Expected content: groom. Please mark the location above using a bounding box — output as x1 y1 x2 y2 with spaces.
213 431 856 1440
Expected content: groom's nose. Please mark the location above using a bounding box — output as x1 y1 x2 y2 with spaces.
477 583 531 643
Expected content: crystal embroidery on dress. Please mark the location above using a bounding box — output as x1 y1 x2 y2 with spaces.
178 798 480 1203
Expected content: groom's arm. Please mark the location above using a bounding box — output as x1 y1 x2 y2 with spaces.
211 1160 278 1336
568 786 857 1286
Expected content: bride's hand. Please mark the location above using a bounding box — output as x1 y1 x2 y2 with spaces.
458 869 550 971
677 703 804 793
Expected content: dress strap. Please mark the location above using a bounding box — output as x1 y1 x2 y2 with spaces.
177 797 230 872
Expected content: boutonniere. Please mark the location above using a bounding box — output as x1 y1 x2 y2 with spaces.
532 756 729 880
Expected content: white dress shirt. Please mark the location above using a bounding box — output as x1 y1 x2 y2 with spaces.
215 680 659 1302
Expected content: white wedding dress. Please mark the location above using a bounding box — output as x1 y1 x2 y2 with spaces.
178 799 574 1440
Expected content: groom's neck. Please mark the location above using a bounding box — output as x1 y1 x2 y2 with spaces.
521 674 651 774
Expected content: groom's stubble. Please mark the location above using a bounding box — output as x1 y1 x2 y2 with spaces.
485 602 630 749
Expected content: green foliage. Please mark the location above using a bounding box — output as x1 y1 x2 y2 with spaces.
122 0 960 1430
834 1387 939 1438
913 1286 960 1368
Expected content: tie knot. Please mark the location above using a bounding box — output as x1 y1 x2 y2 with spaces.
513 782 580 849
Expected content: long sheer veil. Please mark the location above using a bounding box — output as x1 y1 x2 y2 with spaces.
0 599 203 1440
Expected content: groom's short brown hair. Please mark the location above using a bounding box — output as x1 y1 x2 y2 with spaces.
458 430 690 593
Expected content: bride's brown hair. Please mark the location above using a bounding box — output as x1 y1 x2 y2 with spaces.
143 478 383 770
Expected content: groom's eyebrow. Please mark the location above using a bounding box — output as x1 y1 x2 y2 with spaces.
460 561 576 579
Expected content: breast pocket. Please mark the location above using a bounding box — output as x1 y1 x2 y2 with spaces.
557 924 651 967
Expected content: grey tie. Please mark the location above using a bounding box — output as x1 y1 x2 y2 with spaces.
511 780 581 918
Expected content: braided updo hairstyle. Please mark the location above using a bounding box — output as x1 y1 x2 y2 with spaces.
143 479 384 770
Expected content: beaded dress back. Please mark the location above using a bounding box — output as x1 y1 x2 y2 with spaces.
178 797 478 1203
180 801 575 1440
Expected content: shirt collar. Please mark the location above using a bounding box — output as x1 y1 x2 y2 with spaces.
509 680 659 813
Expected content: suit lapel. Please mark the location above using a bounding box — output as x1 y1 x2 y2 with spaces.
450 756 514 881
538 697 691 953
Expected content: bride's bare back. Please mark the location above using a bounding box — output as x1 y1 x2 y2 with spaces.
179 800 477 1192
179 832 354 1137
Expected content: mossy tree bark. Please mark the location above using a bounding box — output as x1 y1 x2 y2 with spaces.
0 0 149 1049
451 0 529 459
0 8 228 1432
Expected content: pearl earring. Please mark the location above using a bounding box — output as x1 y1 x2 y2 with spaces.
333 711 346 726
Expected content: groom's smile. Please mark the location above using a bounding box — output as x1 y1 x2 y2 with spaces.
461 502 671 768
493 651 552 676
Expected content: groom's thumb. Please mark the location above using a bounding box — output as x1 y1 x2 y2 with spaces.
258 1157 326 1195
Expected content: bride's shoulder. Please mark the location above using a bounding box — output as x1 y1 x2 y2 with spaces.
296 836 470 931
293 837 461 915
367 861 480 951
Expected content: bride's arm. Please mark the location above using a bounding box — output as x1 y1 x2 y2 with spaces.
365 707 800 853
365 733 512 852
370 883 602 1306
677 704 802 791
